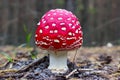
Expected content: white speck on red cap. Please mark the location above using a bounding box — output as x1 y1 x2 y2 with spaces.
61 27 66 31
72 26 75 28
35 34 38 37
67 18 71 20
54 39 60 43
45 25 49 29
72 20 75 23
53 13 56 15
48 14 51 16
60 23 65 25
52 23 56 26
75 30 78 33
60 14 63 15
37 22 40 25
35 41 38 44
68 32 72 36
62 43 66 45
58 17 63 20
69 23 72 27
50 30 54 33
50 17 54 20
54 30 58 33
39 29 43 33
43 21 46 24
76 21 80 25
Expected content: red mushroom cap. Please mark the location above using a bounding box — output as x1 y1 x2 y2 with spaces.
35 9 83 51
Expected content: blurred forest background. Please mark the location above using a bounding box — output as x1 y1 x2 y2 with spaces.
0 0 120 46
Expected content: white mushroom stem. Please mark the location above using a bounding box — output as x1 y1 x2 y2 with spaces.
48 51 68 73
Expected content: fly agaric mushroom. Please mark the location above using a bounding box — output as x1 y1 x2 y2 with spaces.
35 9 83 73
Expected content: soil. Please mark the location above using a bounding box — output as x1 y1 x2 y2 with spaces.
0 46 120 80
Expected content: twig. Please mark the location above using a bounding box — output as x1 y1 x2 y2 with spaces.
0 61 10 69
66 68 94 79
72 49 78 63
17 56 47 73
66 69 77 79
78 68 94 71
0 69 18 73
110 72 120 77
0 69 19 78
0 73 24 78
66 68 107 79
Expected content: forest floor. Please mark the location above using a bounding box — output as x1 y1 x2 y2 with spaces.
0 45 120 80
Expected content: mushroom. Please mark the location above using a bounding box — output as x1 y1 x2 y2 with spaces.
35 9 83 73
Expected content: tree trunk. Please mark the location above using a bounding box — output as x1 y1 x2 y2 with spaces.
65 0 75 12
18 0 27 44
1 0 9 45
26 0 36 46
87 0 96 45
12 0 19 45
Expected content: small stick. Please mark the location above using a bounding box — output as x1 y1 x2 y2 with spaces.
0 73 24 78
110 73 120 77
78 68 94 71
66 69 77 79
72 49 78 63
0 61 10 69
66 68 94 79
66 68 107 79
17 56 47 73
0 69 18 73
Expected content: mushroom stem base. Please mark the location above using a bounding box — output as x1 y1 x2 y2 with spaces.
48 51 68 73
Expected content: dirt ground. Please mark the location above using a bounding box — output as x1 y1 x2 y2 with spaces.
0 45 120 80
